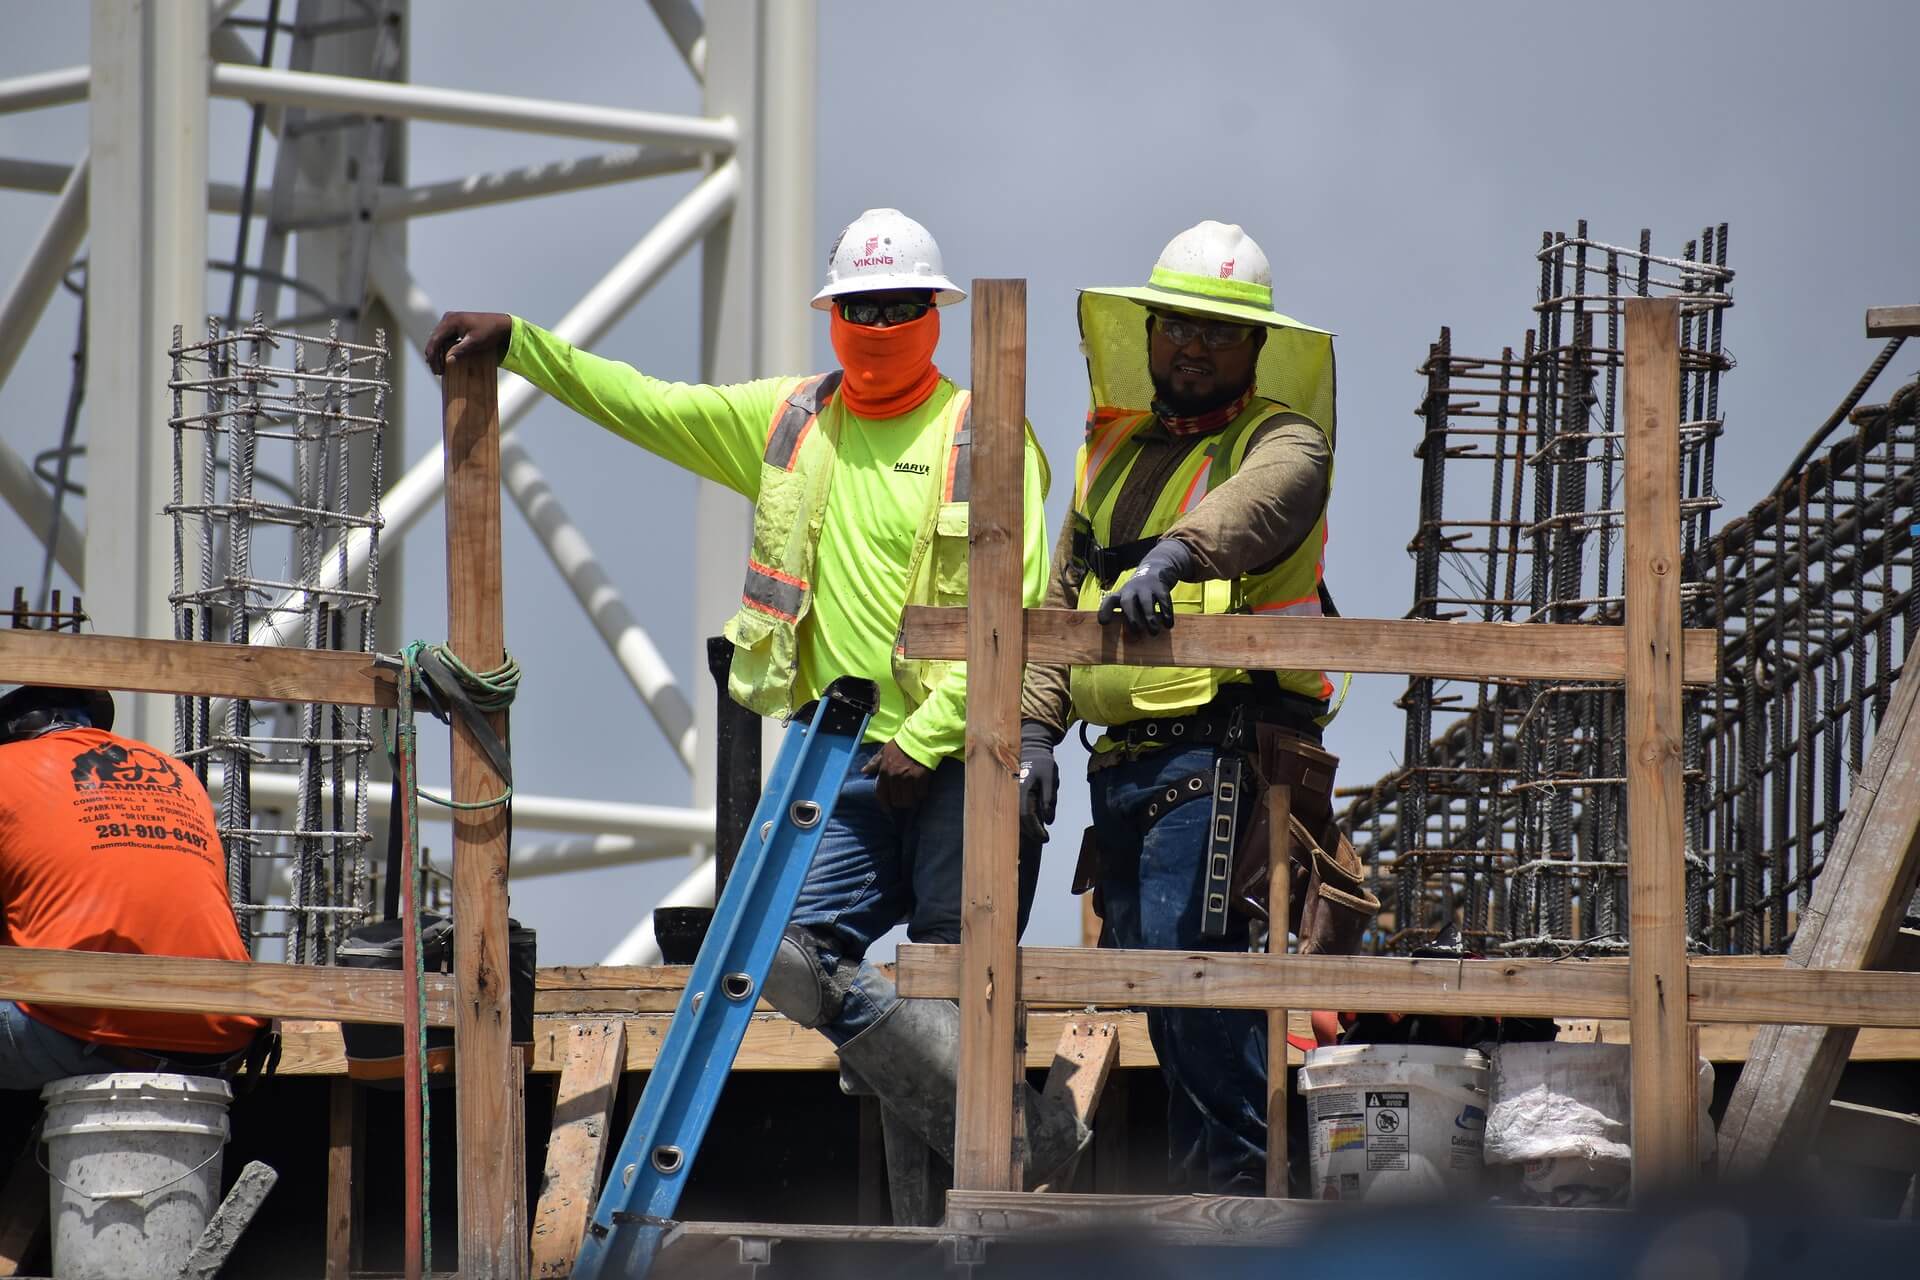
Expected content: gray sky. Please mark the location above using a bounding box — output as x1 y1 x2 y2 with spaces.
3 2 1918 962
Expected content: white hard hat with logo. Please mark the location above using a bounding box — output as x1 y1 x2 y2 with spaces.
1078 219 1337 439
811 208 966 310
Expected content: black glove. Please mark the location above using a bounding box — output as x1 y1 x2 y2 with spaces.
1097 538 1197 636
1018 720 1060 843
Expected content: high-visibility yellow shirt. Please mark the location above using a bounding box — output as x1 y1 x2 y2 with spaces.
502 317 1051 764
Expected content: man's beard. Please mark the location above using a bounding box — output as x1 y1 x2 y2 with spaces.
1150 369 1255 418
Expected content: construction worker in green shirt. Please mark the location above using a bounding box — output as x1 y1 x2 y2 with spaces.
426 208 1086 1188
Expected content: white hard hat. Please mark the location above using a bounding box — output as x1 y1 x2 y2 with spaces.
811 208 965 310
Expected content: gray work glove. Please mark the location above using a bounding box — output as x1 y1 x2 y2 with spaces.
1097 538 1197 636
1018 720 1061 843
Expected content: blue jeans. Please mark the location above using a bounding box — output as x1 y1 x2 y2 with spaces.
0 1000 114 1090
1092 744 1269 1195
788 742 1039 1046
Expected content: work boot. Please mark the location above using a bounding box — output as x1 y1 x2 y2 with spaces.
835 994 1091 1189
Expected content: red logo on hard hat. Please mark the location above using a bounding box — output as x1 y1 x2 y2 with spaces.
863 237 880 257
1219 258 1236 279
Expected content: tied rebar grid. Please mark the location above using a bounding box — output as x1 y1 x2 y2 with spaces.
168 317 387 963
1349 222 1735 955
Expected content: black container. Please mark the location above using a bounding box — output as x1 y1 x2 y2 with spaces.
336 912 536 1085
652 906 713 965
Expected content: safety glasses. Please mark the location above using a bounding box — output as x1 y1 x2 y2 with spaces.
1151 311 1256 350
838 297 931 327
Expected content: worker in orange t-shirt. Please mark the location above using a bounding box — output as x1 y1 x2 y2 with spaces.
0 685 263 1088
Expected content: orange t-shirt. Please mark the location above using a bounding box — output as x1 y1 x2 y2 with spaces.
0 727 263 1052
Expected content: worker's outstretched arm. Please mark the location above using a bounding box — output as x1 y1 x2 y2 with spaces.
891 429 1052 768
424 310 781 499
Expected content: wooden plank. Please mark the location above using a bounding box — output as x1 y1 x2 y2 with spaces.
898 944 1633 1017
0 945 454 1024
942 1190 1612 1247
1817 1100 1920 1173
1622 296 1694 1191
1865 305 1920 338
953 278 1027 1194
530 1021 626 1278
1039 1020 1119 1127
265 1012 1920 1076
1031 1020 1117 1194
442 350 525 1277
326 1079 364 1280
0 626 397 707
1266 780 1291 1199
1691 966 1920 1027
897 606 1719 684
1719 662 1920 1174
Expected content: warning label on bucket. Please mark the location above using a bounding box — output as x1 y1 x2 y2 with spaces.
1365 1091 1410 1171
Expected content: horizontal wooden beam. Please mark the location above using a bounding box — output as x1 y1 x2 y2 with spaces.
0 946 452 1025
896 944 1630 1018
1866 305 1920 339
896 945 1920 1027
898 607 1719 684
0 629 397 708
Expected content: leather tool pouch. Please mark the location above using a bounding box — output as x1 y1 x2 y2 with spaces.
1231 732 1381 955
1071 825 1109 921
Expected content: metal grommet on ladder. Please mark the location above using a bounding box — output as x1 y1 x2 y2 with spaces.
650 1146 684 1175
720 973 754 1002
790 800 821 829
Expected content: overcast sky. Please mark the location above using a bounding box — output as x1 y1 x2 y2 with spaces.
3 2 1917 962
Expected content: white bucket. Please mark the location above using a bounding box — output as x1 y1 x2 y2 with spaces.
1299 1044 1488 1202
40 1072 232 1280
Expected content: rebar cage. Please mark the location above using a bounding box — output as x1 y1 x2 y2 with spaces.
168 317 388 962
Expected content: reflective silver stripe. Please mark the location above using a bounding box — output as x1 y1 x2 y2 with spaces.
947 400 972 502
743 562 806 620
764 370 843 471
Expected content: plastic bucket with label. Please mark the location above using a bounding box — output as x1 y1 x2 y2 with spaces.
1299 1043 1488 1201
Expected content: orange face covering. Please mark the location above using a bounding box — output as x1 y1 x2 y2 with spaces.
830 308 941 418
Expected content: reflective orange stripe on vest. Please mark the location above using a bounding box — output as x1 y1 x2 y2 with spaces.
743 558 807 623
942 393 973 502
1078 411 1151 507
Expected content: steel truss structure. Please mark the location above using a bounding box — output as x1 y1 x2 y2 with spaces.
0 0 815 963
1343 221 1920 958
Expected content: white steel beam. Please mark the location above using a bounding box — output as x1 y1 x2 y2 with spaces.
0 155 89 397
0 65 89 115
361 146 702 224
0 437 83 582
365 240 700 769
209 62 738 152
647 0 708 81
231 769 713 844
0 154 247 213
86 0 208 745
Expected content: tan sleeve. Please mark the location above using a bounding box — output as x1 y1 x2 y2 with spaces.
1018 515 1084 741
1162 418 1331 578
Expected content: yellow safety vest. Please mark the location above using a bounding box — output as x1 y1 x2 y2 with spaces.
720 371 977 719
1067 398 1335 728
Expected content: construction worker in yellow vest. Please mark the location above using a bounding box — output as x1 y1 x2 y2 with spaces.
1019 221 1377 1194
425 208 1088 1189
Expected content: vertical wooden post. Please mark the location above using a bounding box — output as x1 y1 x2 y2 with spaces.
1622 297 1695 1192
442 358 526 1276
953 278 1028 1194
1266 781 1293 1198
325 1078 364 1280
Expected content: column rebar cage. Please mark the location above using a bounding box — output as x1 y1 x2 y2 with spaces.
167 317 388 962
1348 221 1737 955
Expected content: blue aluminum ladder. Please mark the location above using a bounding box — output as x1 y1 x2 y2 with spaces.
571 677 877 1280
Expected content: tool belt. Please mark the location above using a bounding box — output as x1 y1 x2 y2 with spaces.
91 1024 281 1082
1073 711 1379 955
